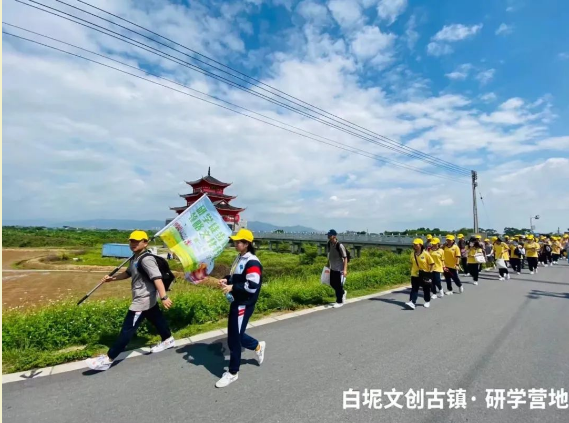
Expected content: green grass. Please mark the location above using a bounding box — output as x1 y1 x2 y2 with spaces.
2 248 411 373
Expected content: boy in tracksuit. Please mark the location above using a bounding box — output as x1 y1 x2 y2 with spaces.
217 229 265 388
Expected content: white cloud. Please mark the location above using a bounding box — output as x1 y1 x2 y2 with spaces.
427 23 482 56
558 52 569 60
350 25 396 67
480 92 497 102
445 63 473 80
2 0 568 233
376 0 408 25
328 0 364 31
475 69 495 85
405 14 419 50
439 198 454 206
495 23 514 35
296 0 331 26
535 136 569 150
433 24 483 42
426 42 453 56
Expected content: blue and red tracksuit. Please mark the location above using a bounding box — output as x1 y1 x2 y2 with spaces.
224 252 263 374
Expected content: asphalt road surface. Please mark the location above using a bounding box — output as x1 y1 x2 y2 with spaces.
3 262 569 423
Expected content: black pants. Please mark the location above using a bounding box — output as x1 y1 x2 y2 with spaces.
431 271 443 294
444 268 462 291
228 302 258 374
545 252 553 264
461 257 468 273
410 276 431 304
499 267 509 277
510 258 521 272
329 270 345 304
468 263 480 282
527 257 538 272
552 253 560 262
108 304 171 360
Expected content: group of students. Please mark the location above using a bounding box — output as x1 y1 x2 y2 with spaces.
85 228 567 387
406 232 569 309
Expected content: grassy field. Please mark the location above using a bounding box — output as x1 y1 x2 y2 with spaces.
2 227 412 373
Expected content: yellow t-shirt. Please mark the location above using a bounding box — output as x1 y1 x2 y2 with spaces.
552 241 561 254
410 251 434 277
509 244 520 259
443 244 461 269
430 248 444 273
494 242 510 260
524 242 539 258
467 247 484 264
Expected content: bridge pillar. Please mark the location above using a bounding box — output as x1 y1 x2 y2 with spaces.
268 241 273 252
354 245 362 258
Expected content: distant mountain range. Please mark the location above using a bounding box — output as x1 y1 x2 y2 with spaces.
3 219 321 233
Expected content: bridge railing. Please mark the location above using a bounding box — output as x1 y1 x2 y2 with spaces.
249 231 420 244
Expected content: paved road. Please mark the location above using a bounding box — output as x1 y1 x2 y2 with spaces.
4 263 569 423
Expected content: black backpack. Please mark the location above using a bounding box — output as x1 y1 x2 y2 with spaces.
544 245 552 253
137 252 176 291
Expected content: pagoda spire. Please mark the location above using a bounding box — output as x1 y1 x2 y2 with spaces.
208 166 211 176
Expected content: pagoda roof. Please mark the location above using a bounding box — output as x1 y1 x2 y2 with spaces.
186 167 231 188
180 192 236 201
170 205 188 212
212 200 245 212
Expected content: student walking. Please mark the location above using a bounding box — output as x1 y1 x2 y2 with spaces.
326 229 348 308
217 229 265 388
406 238 434 310
493 238 510 280
524 235 540 274
509 240 523 274
86 231 175 372
484 238 495 271
457 234 468 275
552 237 562 264
443 234 463 295
466 238 485 285
429 238 445 298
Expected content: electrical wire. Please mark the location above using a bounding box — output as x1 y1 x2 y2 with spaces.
14 0 473 177
3 29 470 185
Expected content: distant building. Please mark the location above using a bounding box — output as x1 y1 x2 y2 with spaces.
169 167 246 231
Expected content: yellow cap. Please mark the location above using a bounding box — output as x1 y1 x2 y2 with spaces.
458 234 464 239
446 234 455 241
413 238 424 245
426 234 433 240
432 237 440 244
527 234 534 240
564 234 569 238
475 235 482 239
491 236 498 241
504 235 510 238
229 228 254 243
129 230 149 241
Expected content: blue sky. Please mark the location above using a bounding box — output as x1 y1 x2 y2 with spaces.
2 0 569 232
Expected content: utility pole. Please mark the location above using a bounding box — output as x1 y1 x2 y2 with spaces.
471 170 479 234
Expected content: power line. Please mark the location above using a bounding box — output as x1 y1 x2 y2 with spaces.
72 0 472 175
3 29 469 185
16 0 473 177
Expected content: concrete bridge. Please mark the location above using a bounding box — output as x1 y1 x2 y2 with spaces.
250 232 436 257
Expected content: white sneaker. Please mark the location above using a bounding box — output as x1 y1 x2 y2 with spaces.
473 281 479 285
430 294 437 300
333 302 344 308
342 290 347 303
405 301 416 310
445 291 454 296
86 355 112 371
506 274 511 280
216 371 238 388
255 341 266 365
459 286 464 293
150 336 175 353
535 268 539 273
424 302 430 308
438 291 444 298
530 271 534 275
516 272 521 275
499 277 505 281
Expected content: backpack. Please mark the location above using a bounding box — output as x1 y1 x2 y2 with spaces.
544 245 552 253
330 241 351 262
514 247 522 257
136 252 176 291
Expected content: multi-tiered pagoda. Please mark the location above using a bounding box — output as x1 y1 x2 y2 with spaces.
170 168 245 230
